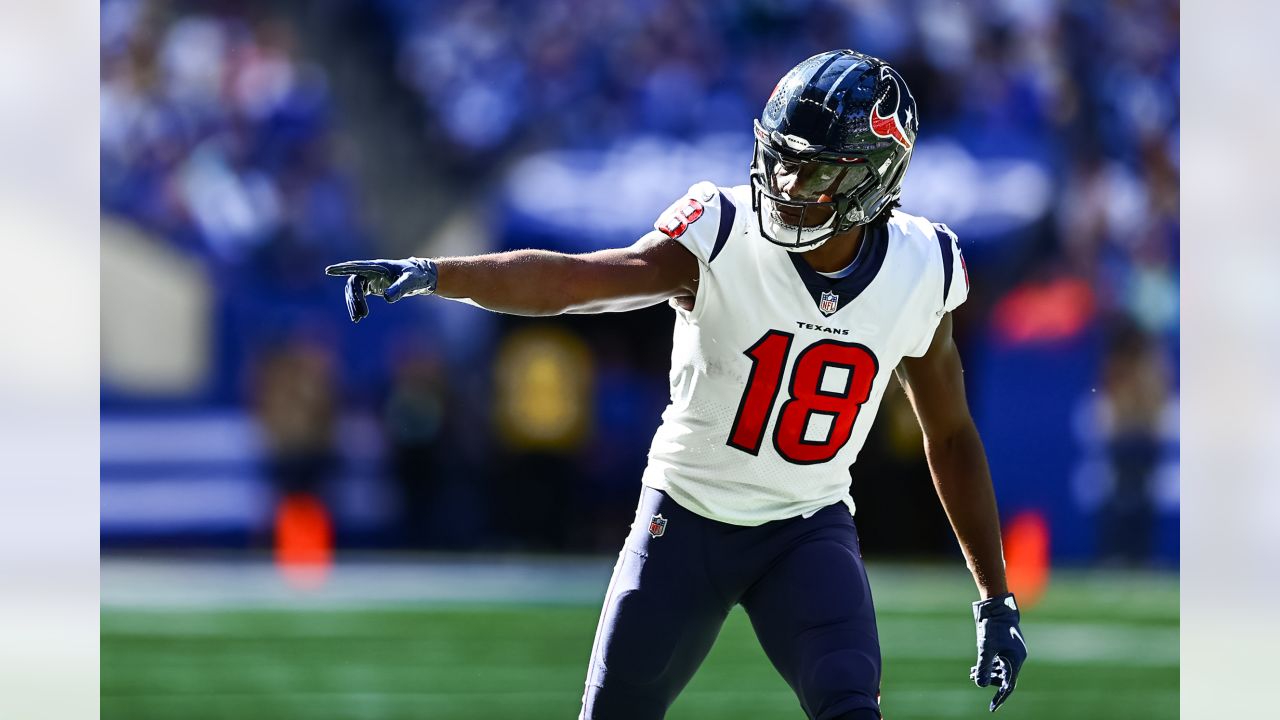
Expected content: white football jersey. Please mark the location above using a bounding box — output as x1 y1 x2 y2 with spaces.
641 181 968 526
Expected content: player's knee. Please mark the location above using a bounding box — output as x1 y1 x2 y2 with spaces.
808 647 879 694
598 593 679 685
582 682 667 720
803 648 880 719
825 708 880 720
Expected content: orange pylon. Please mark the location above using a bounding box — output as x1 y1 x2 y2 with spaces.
273 492 333 589
1003 511 1050 608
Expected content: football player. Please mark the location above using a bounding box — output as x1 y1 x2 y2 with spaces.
327 50 1027 719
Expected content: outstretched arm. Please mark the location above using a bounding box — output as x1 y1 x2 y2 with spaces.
326 231 700 320
436 232 698 316
895 313 1006 598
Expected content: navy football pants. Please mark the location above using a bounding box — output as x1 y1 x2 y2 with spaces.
580 487 881 719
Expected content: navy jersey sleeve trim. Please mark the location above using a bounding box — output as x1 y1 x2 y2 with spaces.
937 226 955 308
707 190 737 264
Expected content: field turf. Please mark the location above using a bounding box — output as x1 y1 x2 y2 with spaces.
102 562 1177 719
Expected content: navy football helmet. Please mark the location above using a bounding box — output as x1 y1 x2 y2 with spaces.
750 50 919 251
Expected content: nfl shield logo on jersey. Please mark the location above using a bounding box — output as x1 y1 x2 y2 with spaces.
648 514 667 538
819 290 839 316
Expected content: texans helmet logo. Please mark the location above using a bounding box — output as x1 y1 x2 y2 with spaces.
869 66 915 150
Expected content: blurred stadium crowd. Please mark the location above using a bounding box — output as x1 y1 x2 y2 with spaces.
100 0 1178 565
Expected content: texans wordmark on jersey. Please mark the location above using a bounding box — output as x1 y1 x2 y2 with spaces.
642 182 967 526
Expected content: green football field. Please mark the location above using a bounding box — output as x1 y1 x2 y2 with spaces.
101 560 1177 719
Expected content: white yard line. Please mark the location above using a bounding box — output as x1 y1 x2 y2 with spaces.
102 556 1178 669
102 555 1177 612
101 555 617 608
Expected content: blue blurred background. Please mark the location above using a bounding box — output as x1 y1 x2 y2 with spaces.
100 0 1178 567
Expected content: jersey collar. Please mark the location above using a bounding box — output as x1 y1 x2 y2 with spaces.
785 223 889 317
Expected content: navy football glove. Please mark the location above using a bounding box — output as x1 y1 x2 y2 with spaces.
970 592 1028 712
325 257 438 322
